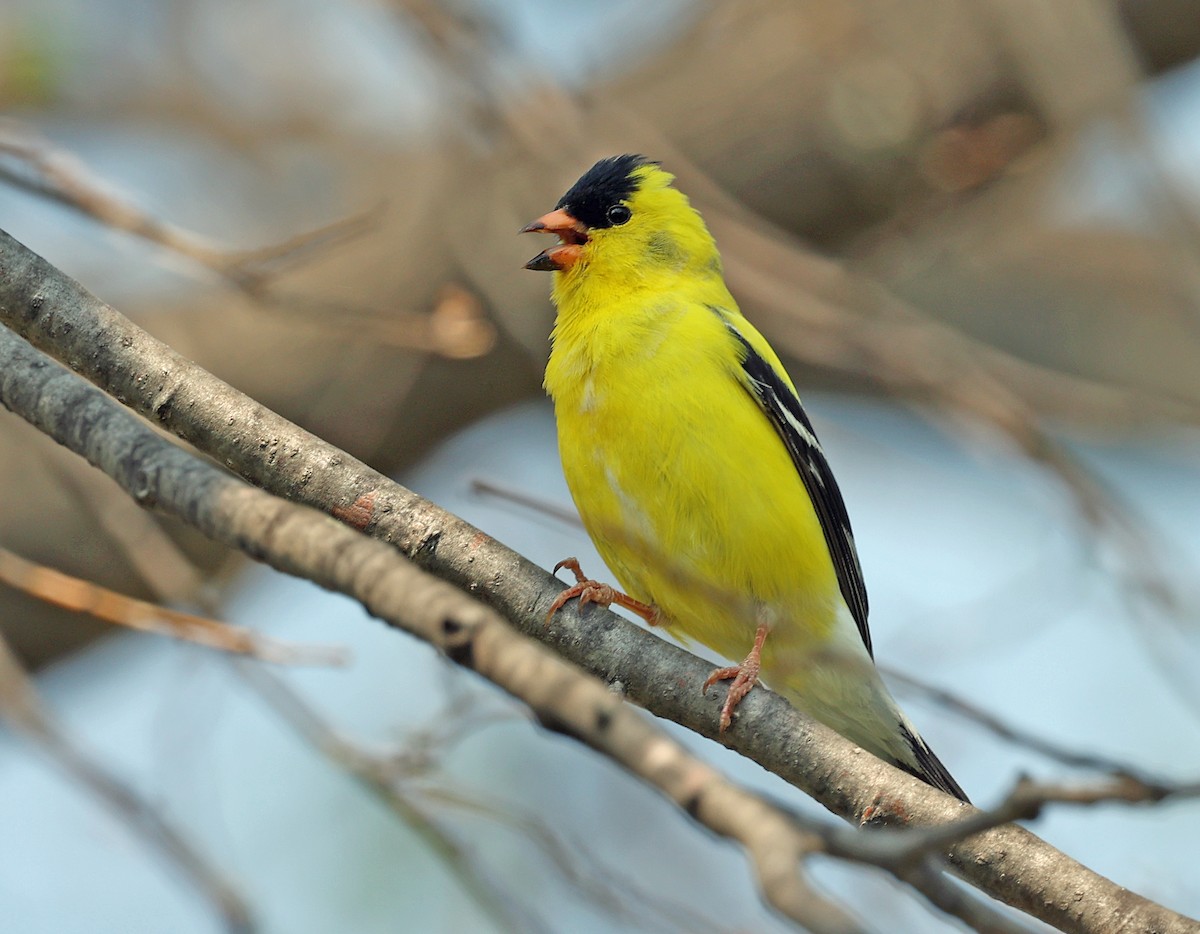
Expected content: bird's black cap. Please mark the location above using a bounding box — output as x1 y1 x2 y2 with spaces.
555 154 655 230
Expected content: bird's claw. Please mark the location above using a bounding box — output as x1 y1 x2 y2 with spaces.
545 557 662 626
702 621 769 732
702 661 761 732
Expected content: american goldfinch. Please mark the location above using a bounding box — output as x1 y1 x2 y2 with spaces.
522 155 967 801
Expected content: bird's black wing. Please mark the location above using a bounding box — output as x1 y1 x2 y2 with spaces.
718 314 873 657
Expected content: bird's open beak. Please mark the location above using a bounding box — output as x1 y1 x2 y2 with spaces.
520 208 588 272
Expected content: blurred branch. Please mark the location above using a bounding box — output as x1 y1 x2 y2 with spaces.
0 118 378 291
389 0 516 125
263 282 497 359
0 117 502 369
41 447 215 607
898 856 1037 934
238 663 547 934
0 545 346 665
0 119 498 360
886 667 1186 787
980 0 1139 126
980 0 1200 315
240 663 731 934
469 476 581 526
0 629 254 933
3 230 1198 933
214 206 385 293
1119 0 1200 72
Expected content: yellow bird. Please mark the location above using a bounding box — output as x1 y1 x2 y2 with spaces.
522 155 967 801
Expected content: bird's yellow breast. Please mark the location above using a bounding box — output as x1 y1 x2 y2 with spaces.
546 297 841 663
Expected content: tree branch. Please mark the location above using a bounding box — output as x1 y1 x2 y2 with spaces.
2 227 1197 933
237 664 551 934
0 319 861 934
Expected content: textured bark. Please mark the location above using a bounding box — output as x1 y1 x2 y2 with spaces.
0 327 866 934
3 227 1198 934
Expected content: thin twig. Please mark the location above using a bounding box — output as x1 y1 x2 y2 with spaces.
0 631 254 933
239 663 733 934
821 775 1200 875
900 857 1039 934
236 663 544 934
884 666 1181 788
469 476 581 526
0 545 347 666
256 283 496 358
0 118 377 292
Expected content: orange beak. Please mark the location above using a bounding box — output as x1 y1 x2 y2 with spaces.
520 208 588 272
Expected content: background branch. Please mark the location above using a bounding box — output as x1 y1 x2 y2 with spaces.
0 545 346 665
237 662 734 934
0 118 378 292
0 629 254 933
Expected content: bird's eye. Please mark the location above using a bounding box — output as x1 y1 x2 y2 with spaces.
606 204 632 226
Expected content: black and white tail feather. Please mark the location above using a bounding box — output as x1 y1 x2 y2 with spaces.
898 722 969 802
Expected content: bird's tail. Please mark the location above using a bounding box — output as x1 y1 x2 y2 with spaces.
774 647 970 803
891 718 969 802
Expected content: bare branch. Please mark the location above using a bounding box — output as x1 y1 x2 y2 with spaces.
0 119 376 291
0 545 346 665
239 663 734 934
469 476 582 526
824 776 1200 874
885 667 1184 788
0 630 254 933
900 857 1038 934
0 316 862 933
260 282 497 358
2 229 1198 933
237 663 548 934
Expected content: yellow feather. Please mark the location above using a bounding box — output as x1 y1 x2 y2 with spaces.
531 158 966 800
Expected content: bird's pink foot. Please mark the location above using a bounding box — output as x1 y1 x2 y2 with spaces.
546 557 663 626
702 622 769 732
